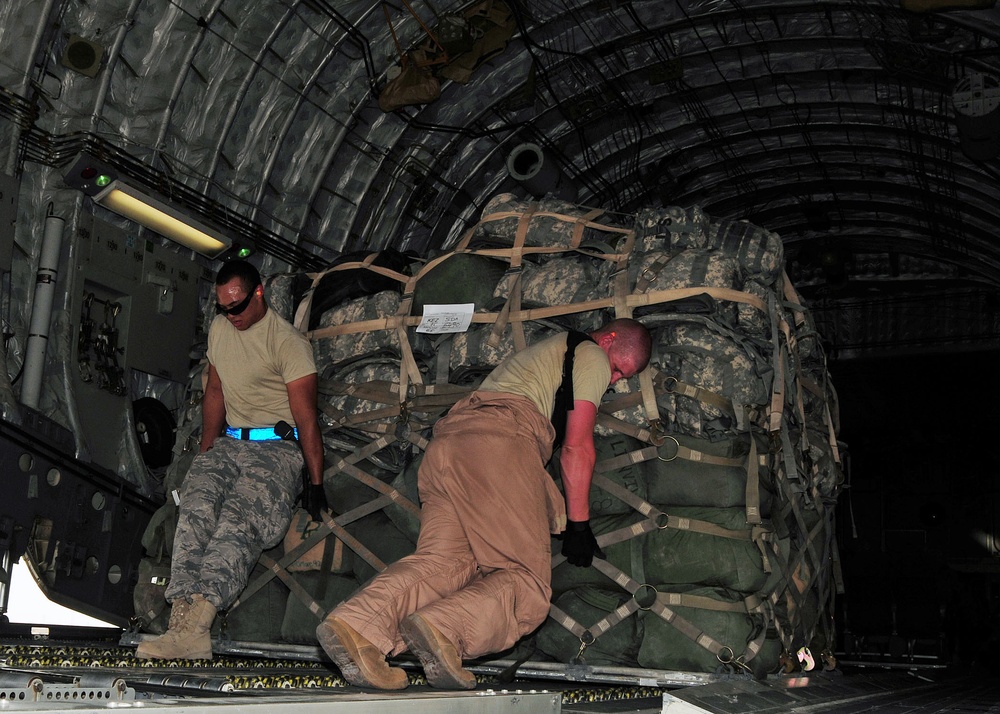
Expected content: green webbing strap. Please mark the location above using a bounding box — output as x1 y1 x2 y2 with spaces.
633 254 673 294
655 591 766 615
547 560 764 667
777 456 827 572
745 435 762 525
595 412 652 441
767 292 785 434
561 505 766 549
321 510 387 574
594 411 766 527
323 378 400 401
591 474 661 520
779 418 801 484
649 597 756 671
655 373 738 418
320 379 468 432
594 435 745 473
329 433 397 470
336 460 421 515
434 335 453 384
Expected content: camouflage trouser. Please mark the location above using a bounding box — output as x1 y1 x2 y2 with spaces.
165 437 303 610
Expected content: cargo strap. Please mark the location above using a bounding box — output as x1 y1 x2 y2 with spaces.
486 203 533 351
548 596 640 661
594 436 750 471
327 433 421 516
305 285 768 341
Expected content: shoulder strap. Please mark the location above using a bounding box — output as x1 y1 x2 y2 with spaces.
551 330 596 449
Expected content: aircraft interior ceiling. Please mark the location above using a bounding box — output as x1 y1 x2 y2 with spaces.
1 0 998 358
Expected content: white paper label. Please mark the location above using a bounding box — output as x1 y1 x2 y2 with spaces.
416 303 475 334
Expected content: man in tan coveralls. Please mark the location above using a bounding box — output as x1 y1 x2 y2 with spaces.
316 318 652 690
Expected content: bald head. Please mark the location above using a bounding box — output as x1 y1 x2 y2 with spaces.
590 318 652 384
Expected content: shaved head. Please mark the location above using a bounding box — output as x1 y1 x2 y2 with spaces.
591 318 652 381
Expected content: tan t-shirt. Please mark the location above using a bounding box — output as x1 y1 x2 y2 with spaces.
479 332 611 418
207 308 316 428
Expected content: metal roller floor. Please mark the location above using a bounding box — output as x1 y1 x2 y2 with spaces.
1 631 997 713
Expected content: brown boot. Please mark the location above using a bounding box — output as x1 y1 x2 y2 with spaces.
316 616 408 690
399 613 476 690
135 595 216 660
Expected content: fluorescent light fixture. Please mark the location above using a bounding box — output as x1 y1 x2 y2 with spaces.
93 180 231 258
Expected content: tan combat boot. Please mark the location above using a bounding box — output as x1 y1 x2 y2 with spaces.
399 612 476 690
135 595 216 660
316 616 408 690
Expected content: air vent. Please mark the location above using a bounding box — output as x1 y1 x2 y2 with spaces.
61 35 104 77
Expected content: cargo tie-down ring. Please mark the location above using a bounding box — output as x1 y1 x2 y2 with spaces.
656 434 680 462
632 583 658 611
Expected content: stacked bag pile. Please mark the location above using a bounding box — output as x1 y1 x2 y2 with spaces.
137 194 844 677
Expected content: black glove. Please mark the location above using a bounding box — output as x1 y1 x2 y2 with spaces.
306 483 329 522
561 519 605 567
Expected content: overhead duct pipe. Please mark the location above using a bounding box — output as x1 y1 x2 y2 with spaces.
21 211 63 410
506 143 579 202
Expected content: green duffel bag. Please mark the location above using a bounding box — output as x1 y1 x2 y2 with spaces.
383 454 422 544
537 586 642 666
645 431 775 519
752 632 785 679
412 252 509 315
634 205 711 253
641 506 770 594
470 193 633 250
220 556 289 644
703 218 784 285
280 570 362 644
551 507 769 597
346 511 417 585
638 585 771 675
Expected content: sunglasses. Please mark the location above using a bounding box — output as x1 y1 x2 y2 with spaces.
215 286 259 316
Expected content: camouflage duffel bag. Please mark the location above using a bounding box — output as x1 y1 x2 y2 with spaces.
633 205 711 254
649 319 771 441
470 193 633 251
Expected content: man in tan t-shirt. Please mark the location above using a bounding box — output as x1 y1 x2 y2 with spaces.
317 318 651 690
137 260 323 660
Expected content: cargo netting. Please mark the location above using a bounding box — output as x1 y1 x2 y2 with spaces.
137 193 844 679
